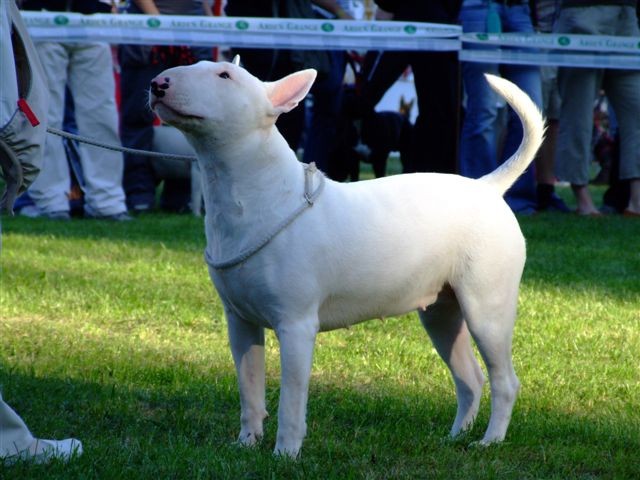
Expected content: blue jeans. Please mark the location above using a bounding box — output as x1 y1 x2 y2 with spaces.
459 2 542 213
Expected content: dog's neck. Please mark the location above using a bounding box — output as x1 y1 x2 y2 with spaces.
192 126 306 262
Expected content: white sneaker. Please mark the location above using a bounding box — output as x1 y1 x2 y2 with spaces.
4 437 83 465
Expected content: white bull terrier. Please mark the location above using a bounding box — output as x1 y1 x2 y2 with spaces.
149 57 544 457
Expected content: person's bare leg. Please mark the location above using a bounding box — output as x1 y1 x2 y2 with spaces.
572 184 601 216
625 178 640 215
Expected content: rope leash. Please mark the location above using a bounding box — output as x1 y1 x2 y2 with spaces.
205 162 325 270
47 127 326 269
46 127 197 163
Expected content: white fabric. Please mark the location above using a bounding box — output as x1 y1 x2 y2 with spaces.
28 41 126 216
0 3 19 128
0 392 34 459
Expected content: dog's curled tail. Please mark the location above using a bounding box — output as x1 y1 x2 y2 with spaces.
479 74 546 195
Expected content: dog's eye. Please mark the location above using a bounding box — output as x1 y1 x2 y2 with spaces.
218 72 231 79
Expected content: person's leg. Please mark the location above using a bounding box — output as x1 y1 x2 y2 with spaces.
26 42 71 217
500 62 541 213
603 8 640 215
555 66 601 215
497 3 541 213
358 51 412 170
554 6 616 215
458 5 500 179
605 71 640 214
303 51 346 173
119 58 163 211
410 51 459 174
0 394 33 458
0 393 82 464
67 42 128 217
536 65 570 212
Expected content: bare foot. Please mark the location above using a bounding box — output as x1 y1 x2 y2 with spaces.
572 184 601 216
624 179 640 215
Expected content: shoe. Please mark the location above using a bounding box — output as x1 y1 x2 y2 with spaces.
85 211 133 221
623 209 640 217
3 437 82 465
576 209 603 217
545 193 571 213
536 184 571 213
131 203 152 213
19 205 70 220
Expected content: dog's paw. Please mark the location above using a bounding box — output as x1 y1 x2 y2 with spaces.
236 430 263 447
468 438 505 449
273 444 301 460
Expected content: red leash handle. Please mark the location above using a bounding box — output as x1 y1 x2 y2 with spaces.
17 98 40 127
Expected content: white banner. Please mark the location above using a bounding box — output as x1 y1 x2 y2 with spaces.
460 32 640 69
21 12 461 51
19 12 640 69
462 32 640 54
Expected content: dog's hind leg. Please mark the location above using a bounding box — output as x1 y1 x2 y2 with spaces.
419 288 486 437
455 280 521 445
227 310 268 446
274 320 318 457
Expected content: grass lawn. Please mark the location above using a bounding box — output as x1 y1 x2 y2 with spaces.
0 184 639 479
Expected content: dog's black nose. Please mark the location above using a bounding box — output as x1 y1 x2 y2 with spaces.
150 76 171 98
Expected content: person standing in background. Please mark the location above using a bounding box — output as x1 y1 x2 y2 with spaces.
553 0 640 216
358 0 462 175
19 0 130 221
458 0 541 215
1 0 82 465
531 0 570 212
119 0 213 213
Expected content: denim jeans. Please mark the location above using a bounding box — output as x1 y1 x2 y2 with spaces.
459 2 542 213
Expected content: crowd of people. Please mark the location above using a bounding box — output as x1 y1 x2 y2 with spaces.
11 0 640 221
2 0 640 466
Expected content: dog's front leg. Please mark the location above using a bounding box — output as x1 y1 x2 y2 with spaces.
227 311 268 446
274 321 318 458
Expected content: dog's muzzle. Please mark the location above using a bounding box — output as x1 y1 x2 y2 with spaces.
150 76 171 98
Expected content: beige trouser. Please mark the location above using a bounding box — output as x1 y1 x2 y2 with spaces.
28 41 127 216
0 392 34 458
554 6 640 185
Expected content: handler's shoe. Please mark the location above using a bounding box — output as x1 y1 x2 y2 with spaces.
19 205 70 220
3 437 83 465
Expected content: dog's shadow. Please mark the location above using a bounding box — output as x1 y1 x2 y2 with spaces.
2 357 637 478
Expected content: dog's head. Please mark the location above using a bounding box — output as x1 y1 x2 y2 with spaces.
149 57 317 143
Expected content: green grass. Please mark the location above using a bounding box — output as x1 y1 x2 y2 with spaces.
1 186 639 479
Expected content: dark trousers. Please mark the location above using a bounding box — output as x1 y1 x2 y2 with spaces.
119 53 191 212
361 50 460 174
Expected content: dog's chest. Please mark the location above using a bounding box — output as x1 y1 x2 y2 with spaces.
208 266 288 329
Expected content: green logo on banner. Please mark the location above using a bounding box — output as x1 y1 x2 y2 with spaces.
54 15 69 25
404 25 417 34
558 36 570 46
321 23 334 32
147 18 161 28
236 20 249 30
476 33 488 41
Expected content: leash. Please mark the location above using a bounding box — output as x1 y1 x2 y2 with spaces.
205 162 325 270
46 127 197 162
47 126 325 270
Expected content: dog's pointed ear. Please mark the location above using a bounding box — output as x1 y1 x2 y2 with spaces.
265 69 317 116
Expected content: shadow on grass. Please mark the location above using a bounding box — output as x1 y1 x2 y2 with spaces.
0 365 638 480
0 213 206 253
3 211 639 301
